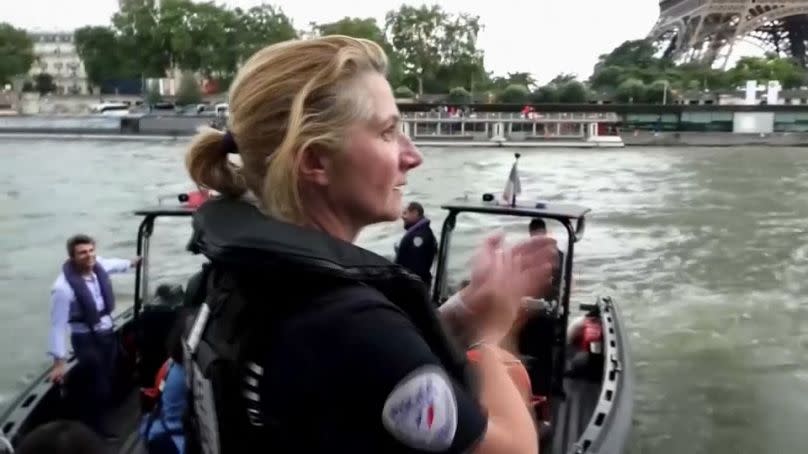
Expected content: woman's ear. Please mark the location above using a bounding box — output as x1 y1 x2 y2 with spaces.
298 146 332 187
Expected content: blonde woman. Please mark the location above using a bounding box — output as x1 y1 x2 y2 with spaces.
183 36 558 454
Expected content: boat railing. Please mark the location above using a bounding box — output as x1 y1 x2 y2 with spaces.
402 111 620 121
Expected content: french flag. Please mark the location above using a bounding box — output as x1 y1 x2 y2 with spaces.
502 154 522 206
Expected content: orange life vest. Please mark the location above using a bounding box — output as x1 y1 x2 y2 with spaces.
466 347 531 401
465 346 549 421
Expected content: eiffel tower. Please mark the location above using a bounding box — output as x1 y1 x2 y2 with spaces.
648 0 808 68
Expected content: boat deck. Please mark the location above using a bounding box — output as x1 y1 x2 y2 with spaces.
111 391 146 453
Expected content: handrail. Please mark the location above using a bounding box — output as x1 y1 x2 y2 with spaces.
571 297 634 453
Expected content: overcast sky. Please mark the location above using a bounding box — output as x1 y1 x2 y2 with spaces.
7 0 664 84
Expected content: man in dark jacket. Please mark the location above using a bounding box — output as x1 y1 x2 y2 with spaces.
394 202 438 288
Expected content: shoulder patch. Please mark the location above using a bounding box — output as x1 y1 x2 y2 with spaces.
382 365 458 452
413 236 424 247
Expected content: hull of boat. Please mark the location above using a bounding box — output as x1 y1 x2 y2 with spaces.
550 297 634 454
1 299 634 454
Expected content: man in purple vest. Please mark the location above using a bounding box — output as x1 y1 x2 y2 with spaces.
47 234 140 439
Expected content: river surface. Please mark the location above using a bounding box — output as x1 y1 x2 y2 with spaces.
1 139 807 453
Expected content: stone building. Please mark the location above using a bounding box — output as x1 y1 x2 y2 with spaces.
27 30 89 95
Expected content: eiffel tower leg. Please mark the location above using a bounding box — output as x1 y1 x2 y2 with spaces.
785 16 808 66
687 15 707 57
720 22 744 69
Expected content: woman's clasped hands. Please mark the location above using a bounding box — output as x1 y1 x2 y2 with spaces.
458 231 559 346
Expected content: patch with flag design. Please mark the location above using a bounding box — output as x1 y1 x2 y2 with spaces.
381 365 458 451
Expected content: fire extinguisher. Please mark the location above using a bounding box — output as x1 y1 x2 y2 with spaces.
566 305 604 380
177 188 210 208
578 314 603 355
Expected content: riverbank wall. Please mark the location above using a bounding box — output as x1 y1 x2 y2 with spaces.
622 130 808 146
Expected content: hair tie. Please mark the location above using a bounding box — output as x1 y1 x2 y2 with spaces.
221 130 239 154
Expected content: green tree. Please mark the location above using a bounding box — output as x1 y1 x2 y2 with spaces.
132 0 239 78
616 78 646 103
154 0 194 71
112 0 168 78
530 85 558 103
645 79 670 103
503 72 537 91
182 1 241 77
316 17 386 45
74 26 122 90
589 65 627 90
0 23 35 85
431 55 487 94
34 72 56 95
385 5 444 95
486 72 536 92
547 73 577 86
233 4 297 63
593 39 661 72
175 71 202 105
385 5 483 95
674 63 728 91
448 86 471 104
500 84 529 104
589 39 671 94
585 37 808 101
727 56 805 88
394 86 415 98
109 1 297 86
386 52 407 90
314 16 406 87
557 80 588 103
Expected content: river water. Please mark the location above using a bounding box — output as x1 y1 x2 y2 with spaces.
1 139 806 453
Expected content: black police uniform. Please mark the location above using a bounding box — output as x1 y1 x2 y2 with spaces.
394 218 438 288
182 198 487 454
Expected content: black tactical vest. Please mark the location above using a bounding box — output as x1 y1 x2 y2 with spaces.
180 198 474 454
